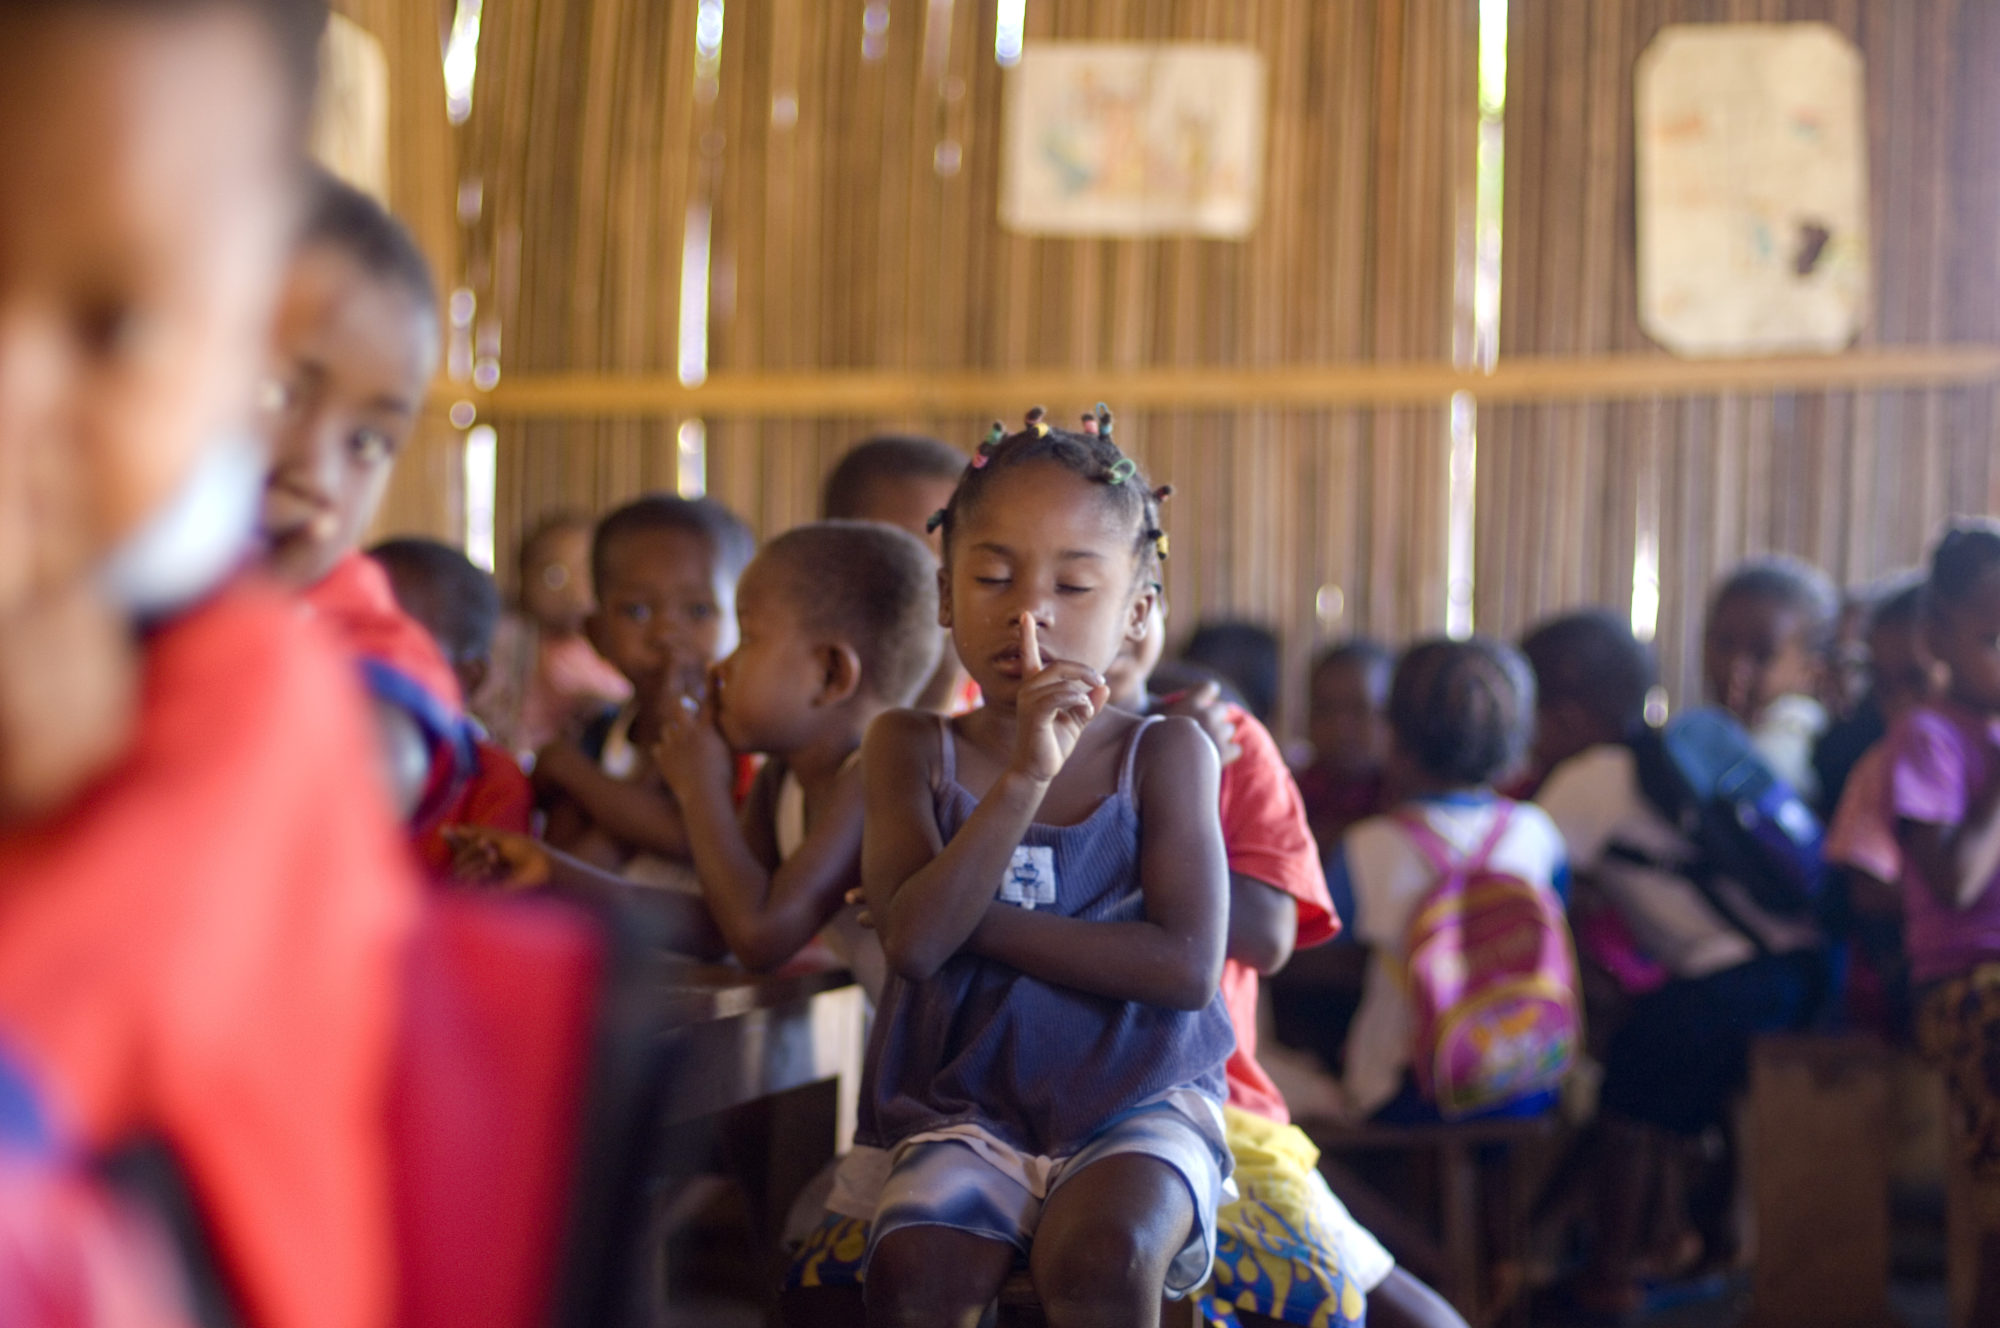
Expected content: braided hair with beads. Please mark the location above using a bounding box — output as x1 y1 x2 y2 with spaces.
926 404 1171 585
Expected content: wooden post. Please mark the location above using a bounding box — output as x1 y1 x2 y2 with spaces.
1743 1034 1893 1328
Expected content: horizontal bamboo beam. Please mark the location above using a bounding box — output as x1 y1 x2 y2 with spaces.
449 345 2000 419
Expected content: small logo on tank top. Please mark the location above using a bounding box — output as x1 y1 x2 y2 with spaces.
998 846 1058 910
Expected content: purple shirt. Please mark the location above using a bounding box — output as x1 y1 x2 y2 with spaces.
1889 703 2000 982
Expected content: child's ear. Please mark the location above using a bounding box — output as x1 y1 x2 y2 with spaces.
816 642 864 707
459 656 491 702
1124 584 1159 644
936 566 953 630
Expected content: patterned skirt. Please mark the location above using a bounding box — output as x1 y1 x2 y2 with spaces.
1916 961 2000 1179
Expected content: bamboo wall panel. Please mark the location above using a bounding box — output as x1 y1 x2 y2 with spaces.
329 0 465 546
1480 0 2000 705
458 0 1481 735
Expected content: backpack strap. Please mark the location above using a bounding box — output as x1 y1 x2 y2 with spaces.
1396 801 1516 880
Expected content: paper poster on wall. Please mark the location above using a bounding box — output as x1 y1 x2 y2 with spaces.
310 14 391 203
1000 43 1266 238
1637 23 1870 356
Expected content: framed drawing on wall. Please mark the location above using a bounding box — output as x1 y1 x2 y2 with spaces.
1637 23 1870 357
1000 43 1267 239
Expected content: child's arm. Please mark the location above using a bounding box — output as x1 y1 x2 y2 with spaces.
1901 777 2000 909
962 717 1229 1011
533 740 692 860
1227 875 1299 976
865 614 1109 981
446 826 728 959
657 707 864 972
1894 716 2000 909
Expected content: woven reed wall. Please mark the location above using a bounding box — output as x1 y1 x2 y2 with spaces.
454 0 1479 736
1480 0 2000 704
329 0 465 545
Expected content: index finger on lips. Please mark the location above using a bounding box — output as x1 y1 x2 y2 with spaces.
1019 612 1043 675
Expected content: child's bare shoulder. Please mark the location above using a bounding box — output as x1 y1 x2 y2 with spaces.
1133 711 1220 770
864 706 946 771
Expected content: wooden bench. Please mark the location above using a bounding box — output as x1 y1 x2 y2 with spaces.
1743 1034 1894 1328
1301 1113 1558 1328
995 1270 1202 1327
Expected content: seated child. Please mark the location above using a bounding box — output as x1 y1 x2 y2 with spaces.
1823 579 1936 1035
0 2 420 1324
650 520 941 999
821 434 970 713
478 512 632 759
370 538 534 878
1890 523 2000 1326
1108 600 1466 1328
1815 584 1889 810
1296 639 1395 861
1533 610 1821 1315
1520 610 1671 999
534 493 755 887
1704 554 1839 804
257 171 470 827
842 408 1237 1325
1330 638 1572 1125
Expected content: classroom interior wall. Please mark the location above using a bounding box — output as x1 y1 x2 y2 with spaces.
337 0 2000 735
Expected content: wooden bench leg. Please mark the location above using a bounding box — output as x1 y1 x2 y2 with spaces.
1439 1139 1482 1322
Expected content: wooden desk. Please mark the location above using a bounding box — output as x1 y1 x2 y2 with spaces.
636 958 868 1325
650 958 866 1143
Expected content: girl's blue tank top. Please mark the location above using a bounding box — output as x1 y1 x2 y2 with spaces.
856 713 1236 1158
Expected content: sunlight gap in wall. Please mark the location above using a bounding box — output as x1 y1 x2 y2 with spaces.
1447 0 1508 638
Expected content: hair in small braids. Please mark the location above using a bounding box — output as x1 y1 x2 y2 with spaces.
1388 636 1537 787
927 404 1171 582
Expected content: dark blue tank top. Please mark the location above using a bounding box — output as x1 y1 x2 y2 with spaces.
856 714 1236 1157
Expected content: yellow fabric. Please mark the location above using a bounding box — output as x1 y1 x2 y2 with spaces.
1202 1107 1367 1328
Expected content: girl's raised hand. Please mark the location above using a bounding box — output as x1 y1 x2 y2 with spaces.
1012 612 1109 784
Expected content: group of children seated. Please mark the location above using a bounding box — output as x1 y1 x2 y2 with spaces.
3 2 1998 1328
1289 549 2000 1324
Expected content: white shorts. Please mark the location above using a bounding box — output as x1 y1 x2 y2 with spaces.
830 1089 1234 1298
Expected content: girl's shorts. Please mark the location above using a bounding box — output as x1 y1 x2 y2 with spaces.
795 1089 1231 1299
1916 961 2000 1179
792 1103 1385 1328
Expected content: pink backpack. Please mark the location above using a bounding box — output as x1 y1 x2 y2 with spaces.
1398 804 1581 1118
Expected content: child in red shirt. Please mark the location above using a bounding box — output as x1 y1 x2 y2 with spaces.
0 5 420 1326
1108 601 1463 1328
258 172 471 828
372 538 535 878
